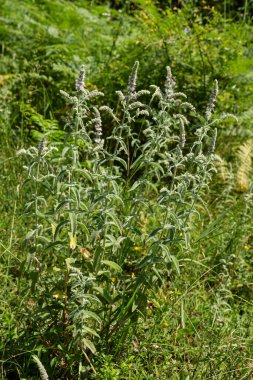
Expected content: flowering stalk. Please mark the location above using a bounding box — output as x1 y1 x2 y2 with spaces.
75 65 86 93
205 79 218 122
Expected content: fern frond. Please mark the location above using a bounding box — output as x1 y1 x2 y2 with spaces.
236 140 253 192
214 154 230 183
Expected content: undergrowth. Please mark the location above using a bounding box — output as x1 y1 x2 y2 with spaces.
1 62 252 380
1 1 253 379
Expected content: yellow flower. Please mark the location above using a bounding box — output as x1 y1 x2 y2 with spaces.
132 246 145 251
244 245 251 251
79 246 91 259
52 293 66 299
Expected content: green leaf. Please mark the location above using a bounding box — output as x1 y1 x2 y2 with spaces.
69 212 77 235
151 267 164 283
79 310 101 323
82 338 96 354
137 254 153 269
93 245 103 273
25 229 37 240
129 180 142 192
74 168 93 182
45 240 66 250
161 244 180 275
130 155 145 176
55 201 69 214
78 222 90 240
105 211 122 233
94 286 113 304
81 326 100 338
113 157 127 170
106 193 124 206
148 227 163 238
101 260 122 273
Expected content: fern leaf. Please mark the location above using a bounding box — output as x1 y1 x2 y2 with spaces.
236 140 253 192
214 155 230 183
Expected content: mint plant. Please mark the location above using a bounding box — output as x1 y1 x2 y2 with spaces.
19 62 222 375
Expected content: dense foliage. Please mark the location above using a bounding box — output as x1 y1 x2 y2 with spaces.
1 1 253 379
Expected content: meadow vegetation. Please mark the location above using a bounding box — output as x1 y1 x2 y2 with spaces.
1 1 253 379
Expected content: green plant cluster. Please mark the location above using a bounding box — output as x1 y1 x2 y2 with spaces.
12 63 219 377
1 1 253 379
1 0 253 146
1 61 252 380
